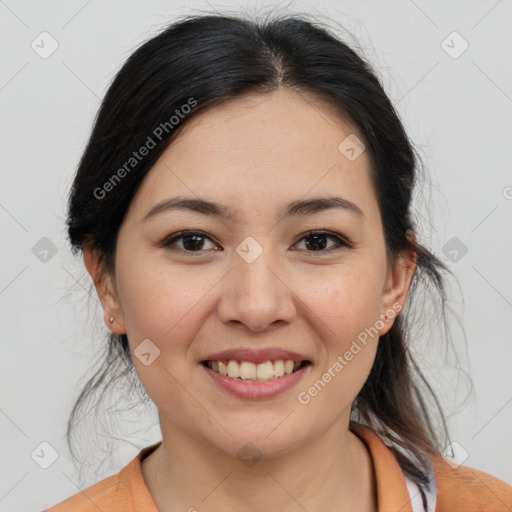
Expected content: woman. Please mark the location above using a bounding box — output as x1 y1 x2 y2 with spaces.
45 11 511 512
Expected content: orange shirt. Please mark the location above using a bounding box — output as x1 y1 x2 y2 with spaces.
44 422 512 511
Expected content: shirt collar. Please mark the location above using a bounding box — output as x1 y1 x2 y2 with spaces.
350 421 418 512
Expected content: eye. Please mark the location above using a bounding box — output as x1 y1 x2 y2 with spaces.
162 229 351 255
162 230 219 255
293 230 352 254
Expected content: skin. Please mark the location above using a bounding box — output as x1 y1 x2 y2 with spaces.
84 87 416 512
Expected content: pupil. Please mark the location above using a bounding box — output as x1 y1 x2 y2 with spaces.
183 235 203 251
305 234 326 251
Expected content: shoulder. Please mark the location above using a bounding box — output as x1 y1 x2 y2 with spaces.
42 443 160 512
42 471 124 511
430 455 512 512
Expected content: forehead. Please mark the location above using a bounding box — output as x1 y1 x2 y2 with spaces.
123 88 380 225
173 88 358 154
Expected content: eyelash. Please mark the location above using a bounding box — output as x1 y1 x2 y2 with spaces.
161 230 353 256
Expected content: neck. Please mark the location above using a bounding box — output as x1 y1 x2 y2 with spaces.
141 418 377 512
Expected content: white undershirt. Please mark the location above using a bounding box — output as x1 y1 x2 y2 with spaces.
403 467 437 512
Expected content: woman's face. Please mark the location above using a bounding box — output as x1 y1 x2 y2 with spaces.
85 88 415 459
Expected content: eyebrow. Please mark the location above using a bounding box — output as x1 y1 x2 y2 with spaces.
142 195 364 222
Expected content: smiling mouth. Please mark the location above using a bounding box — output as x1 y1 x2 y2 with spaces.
201 359 311 382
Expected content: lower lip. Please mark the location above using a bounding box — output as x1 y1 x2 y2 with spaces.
201 363 311 399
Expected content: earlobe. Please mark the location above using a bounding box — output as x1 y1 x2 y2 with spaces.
102 309 126 334
82 244 126 334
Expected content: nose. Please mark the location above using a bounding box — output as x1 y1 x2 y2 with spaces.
216 244 297 332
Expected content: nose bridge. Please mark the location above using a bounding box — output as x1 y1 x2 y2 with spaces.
234 234 282 300
217 234 295 330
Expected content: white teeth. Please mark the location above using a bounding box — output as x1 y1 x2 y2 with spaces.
239 361 256 380
206 359 305 381
227 360 239 378
284 360 294 374
256 361 274 381
273 360 284 377
218 361 228 375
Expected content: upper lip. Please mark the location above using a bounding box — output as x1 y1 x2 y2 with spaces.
201 348 312 365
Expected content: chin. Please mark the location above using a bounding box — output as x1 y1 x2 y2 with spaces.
205 422 307 462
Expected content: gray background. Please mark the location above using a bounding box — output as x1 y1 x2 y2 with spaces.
1 1 511 510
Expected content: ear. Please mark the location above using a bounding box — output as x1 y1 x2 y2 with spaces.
378 230 417 336
82 243 126 334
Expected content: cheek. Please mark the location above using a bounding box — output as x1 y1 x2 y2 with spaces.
293 267 383 414
297 258 385 387
114 262 206 411
115 256 231 407
115 252 206 339
304 260 385 329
